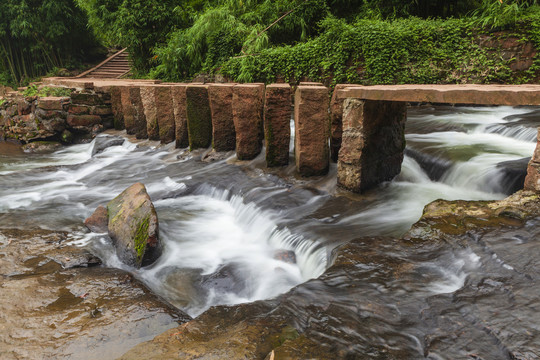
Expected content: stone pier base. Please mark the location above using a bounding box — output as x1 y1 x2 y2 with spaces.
140 86 159 140
171 85 189 149
110 86 124 130
155 86 175 144
294 85 329 176
209 84 236 152
337 99 406 193
232 84 264 160
264 84 291 167
121 86 147 139
524 128 540 190
330 84 347 162
186 85 212 150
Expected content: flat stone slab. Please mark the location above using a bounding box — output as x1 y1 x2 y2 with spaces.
338 84 540 106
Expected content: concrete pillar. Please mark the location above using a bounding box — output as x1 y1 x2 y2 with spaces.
294 85 329 176
264 84 291 167
208 84 236 151
524 128 540 190
329 84 347 162
186 84 212 150
171 85 189 149
110 86 124 130
155 85 175 144
232 84 265 160
140 86 159 140
337 99 406 193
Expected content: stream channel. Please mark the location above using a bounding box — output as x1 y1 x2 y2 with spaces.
1 105 539 359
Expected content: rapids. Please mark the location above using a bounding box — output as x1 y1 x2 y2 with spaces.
1 105 539 358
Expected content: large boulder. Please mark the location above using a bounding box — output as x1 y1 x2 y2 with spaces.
106 183 161 268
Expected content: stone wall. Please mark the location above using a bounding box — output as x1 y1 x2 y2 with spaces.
0 87 113 145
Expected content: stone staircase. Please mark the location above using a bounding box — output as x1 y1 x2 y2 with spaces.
77 49 131 79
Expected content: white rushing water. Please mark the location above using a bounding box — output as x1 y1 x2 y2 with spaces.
0 105 537 316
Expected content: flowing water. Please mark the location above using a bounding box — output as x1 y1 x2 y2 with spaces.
0 105 539 358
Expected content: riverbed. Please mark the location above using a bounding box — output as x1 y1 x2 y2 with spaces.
1 105 539 359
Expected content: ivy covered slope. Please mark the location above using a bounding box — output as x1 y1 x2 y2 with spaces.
147 0 540 85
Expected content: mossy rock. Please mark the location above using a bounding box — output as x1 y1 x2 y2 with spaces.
107 182 161 268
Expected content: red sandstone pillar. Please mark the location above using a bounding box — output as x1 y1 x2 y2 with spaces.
186 84 212 150
264 84 291 167
110 86 125 130
171 84 189 149
524 128 540 190
208 84 236 152
232 84 265 160
337 99 406 193
155 85 176 144
140 86 159 140
294 85 329 176
329 84 347 163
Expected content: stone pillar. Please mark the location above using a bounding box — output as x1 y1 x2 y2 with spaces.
171 85 189 149
186 84 212 150
121 86 147 139
524 128 540 191
140 86 159 140
155 85 175 144
208 84 235 152
329 84 347 162
294 85 329 176
120 87 135 135
110 86 124 130
337 99 406 193
264 84 291 167
232 84 265 160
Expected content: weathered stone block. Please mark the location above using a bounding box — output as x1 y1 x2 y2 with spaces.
337 99 407 193
140 86 159 140
264 84 291 167
69 105 90 115
71 92 103 106
67 114 102 127
330 84 347 162
129 87 147 139
120 87 135 134
171 85 189 148
110 86 125 130
17 98 32 115
294 85 329 176
38 97 68 111
186 85 212 150
209 84 235 152
92 106 113 116
233 84 265 160
155 86 175 144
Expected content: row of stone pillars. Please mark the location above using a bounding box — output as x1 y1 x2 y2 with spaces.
107 82 409 192
109 82 337 176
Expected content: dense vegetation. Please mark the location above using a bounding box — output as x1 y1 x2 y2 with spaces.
0 0 102 86
1 0 539 87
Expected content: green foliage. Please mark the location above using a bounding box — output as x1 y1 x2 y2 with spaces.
218 16 538 85
0 98 6 107
151 0 329 81
470 0 538 29
23 85 72 97
0 0 102 86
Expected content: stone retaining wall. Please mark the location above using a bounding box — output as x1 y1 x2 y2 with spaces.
0 87 113 145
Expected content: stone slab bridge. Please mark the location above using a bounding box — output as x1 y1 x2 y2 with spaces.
43 78 540 193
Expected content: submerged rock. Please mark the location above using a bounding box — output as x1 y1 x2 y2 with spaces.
106 183 161 268
91 135 125 156
22 141 62 153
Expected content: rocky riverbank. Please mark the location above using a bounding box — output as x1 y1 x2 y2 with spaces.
120 190 540 359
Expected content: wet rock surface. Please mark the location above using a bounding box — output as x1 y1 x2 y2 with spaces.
121 190 540 359
106 183 161 268
0 228 190 360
